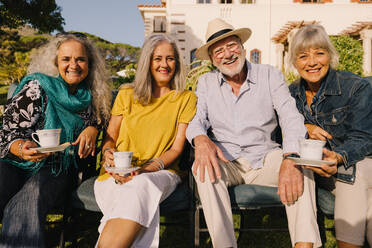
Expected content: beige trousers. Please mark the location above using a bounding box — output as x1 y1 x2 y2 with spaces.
334 157 372 246
193 149 321 248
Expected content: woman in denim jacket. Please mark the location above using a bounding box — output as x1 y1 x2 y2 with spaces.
288 25 372 248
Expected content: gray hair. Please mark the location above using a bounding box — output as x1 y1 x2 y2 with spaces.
124 33 186 105
27 34 112 125
288 24 339 69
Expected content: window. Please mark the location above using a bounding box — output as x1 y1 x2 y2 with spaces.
197 0 211 3
153 16 166 33
241 0 255 3
190 49 201 69
220 0 233 3
250 49 261 64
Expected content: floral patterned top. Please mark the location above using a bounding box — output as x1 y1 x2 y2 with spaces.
0 79 97 159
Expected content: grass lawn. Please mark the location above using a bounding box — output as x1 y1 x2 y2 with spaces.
42 208 342 248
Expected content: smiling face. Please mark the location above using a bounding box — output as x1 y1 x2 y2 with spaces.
209 36 246 78
57 40 89 91
150 41 176 88
295 47 330 85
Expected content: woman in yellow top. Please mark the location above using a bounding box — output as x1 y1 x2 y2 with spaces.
94 34 196 248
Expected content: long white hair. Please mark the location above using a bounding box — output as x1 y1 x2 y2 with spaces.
27 34 112 124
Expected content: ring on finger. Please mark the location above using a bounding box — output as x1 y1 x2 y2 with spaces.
86 144 91 149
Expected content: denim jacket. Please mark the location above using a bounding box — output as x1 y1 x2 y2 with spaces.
289 69 372 178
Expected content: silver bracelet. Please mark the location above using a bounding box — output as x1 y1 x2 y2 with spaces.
148 158 165 171
153 157 165 170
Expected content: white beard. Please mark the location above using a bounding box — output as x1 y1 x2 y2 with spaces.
216 54 246 78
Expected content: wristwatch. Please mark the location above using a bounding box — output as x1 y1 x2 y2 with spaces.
283 153 300 160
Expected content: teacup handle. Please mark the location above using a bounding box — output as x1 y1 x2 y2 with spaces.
31 133 41 146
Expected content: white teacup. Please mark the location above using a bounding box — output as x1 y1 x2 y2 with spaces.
31 129 61 148
114 152 133 169
299 139 326 160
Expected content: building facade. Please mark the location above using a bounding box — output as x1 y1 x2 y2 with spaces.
138 0 372 75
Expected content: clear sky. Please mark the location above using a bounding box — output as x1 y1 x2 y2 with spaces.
55 0 159 48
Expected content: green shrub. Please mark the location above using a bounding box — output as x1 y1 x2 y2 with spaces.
285 71 300 84
330 35 363 76
111 76 133 89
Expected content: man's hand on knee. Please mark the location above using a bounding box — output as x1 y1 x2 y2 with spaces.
192 135 228 183
278 158 304 205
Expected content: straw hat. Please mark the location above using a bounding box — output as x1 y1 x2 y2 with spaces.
195 18 252 60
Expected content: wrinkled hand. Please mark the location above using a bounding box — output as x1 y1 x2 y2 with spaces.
303 148 338 177
305 124 333 141
22 140 50 162
278 158 304 205
72 126 98 158
192 135 228 183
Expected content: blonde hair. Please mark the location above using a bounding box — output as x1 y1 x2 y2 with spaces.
27 34 112 125
124 34 186 105
288 24 339 69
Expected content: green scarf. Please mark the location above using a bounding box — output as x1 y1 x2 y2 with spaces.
6 72 91 175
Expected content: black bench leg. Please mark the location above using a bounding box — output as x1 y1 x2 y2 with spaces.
317 210 327 245
236 211 244 244
194 206 200 248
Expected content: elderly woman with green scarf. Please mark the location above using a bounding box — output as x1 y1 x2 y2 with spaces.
0 33 112 247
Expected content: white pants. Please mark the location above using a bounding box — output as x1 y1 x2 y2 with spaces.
334 158 372 246
193 149 321 248
94 170 181 248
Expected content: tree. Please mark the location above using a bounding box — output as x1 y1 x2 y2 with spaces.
330 35 363 76
0 29 49 85
0 29 140 85
0 0 64 33
82 32 140 75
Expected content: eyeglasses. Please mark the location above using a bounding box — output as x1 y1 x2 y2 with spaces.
212 41 241 59
56 32 87 39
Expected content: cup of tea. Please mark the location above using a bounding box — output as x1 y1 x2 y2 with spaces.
113 152 133 169
31 129 61 148
299 139 326 160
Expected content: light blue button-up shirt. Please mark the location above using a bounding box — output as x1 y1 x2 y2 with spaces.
186 61 307 169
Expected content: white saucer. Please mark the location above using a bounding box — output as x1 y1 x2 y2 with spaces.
287 157 335 167
30 143 70 153
105 166 139 176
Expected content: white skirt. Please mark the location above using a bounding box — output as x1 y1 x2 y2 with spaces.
94 170 181 248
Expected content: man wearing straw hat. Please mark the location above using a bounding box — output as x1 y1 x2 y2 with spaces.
186 18 321 248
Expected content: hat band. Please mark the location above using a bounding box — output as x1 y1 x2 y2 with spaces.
206 29 233 42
